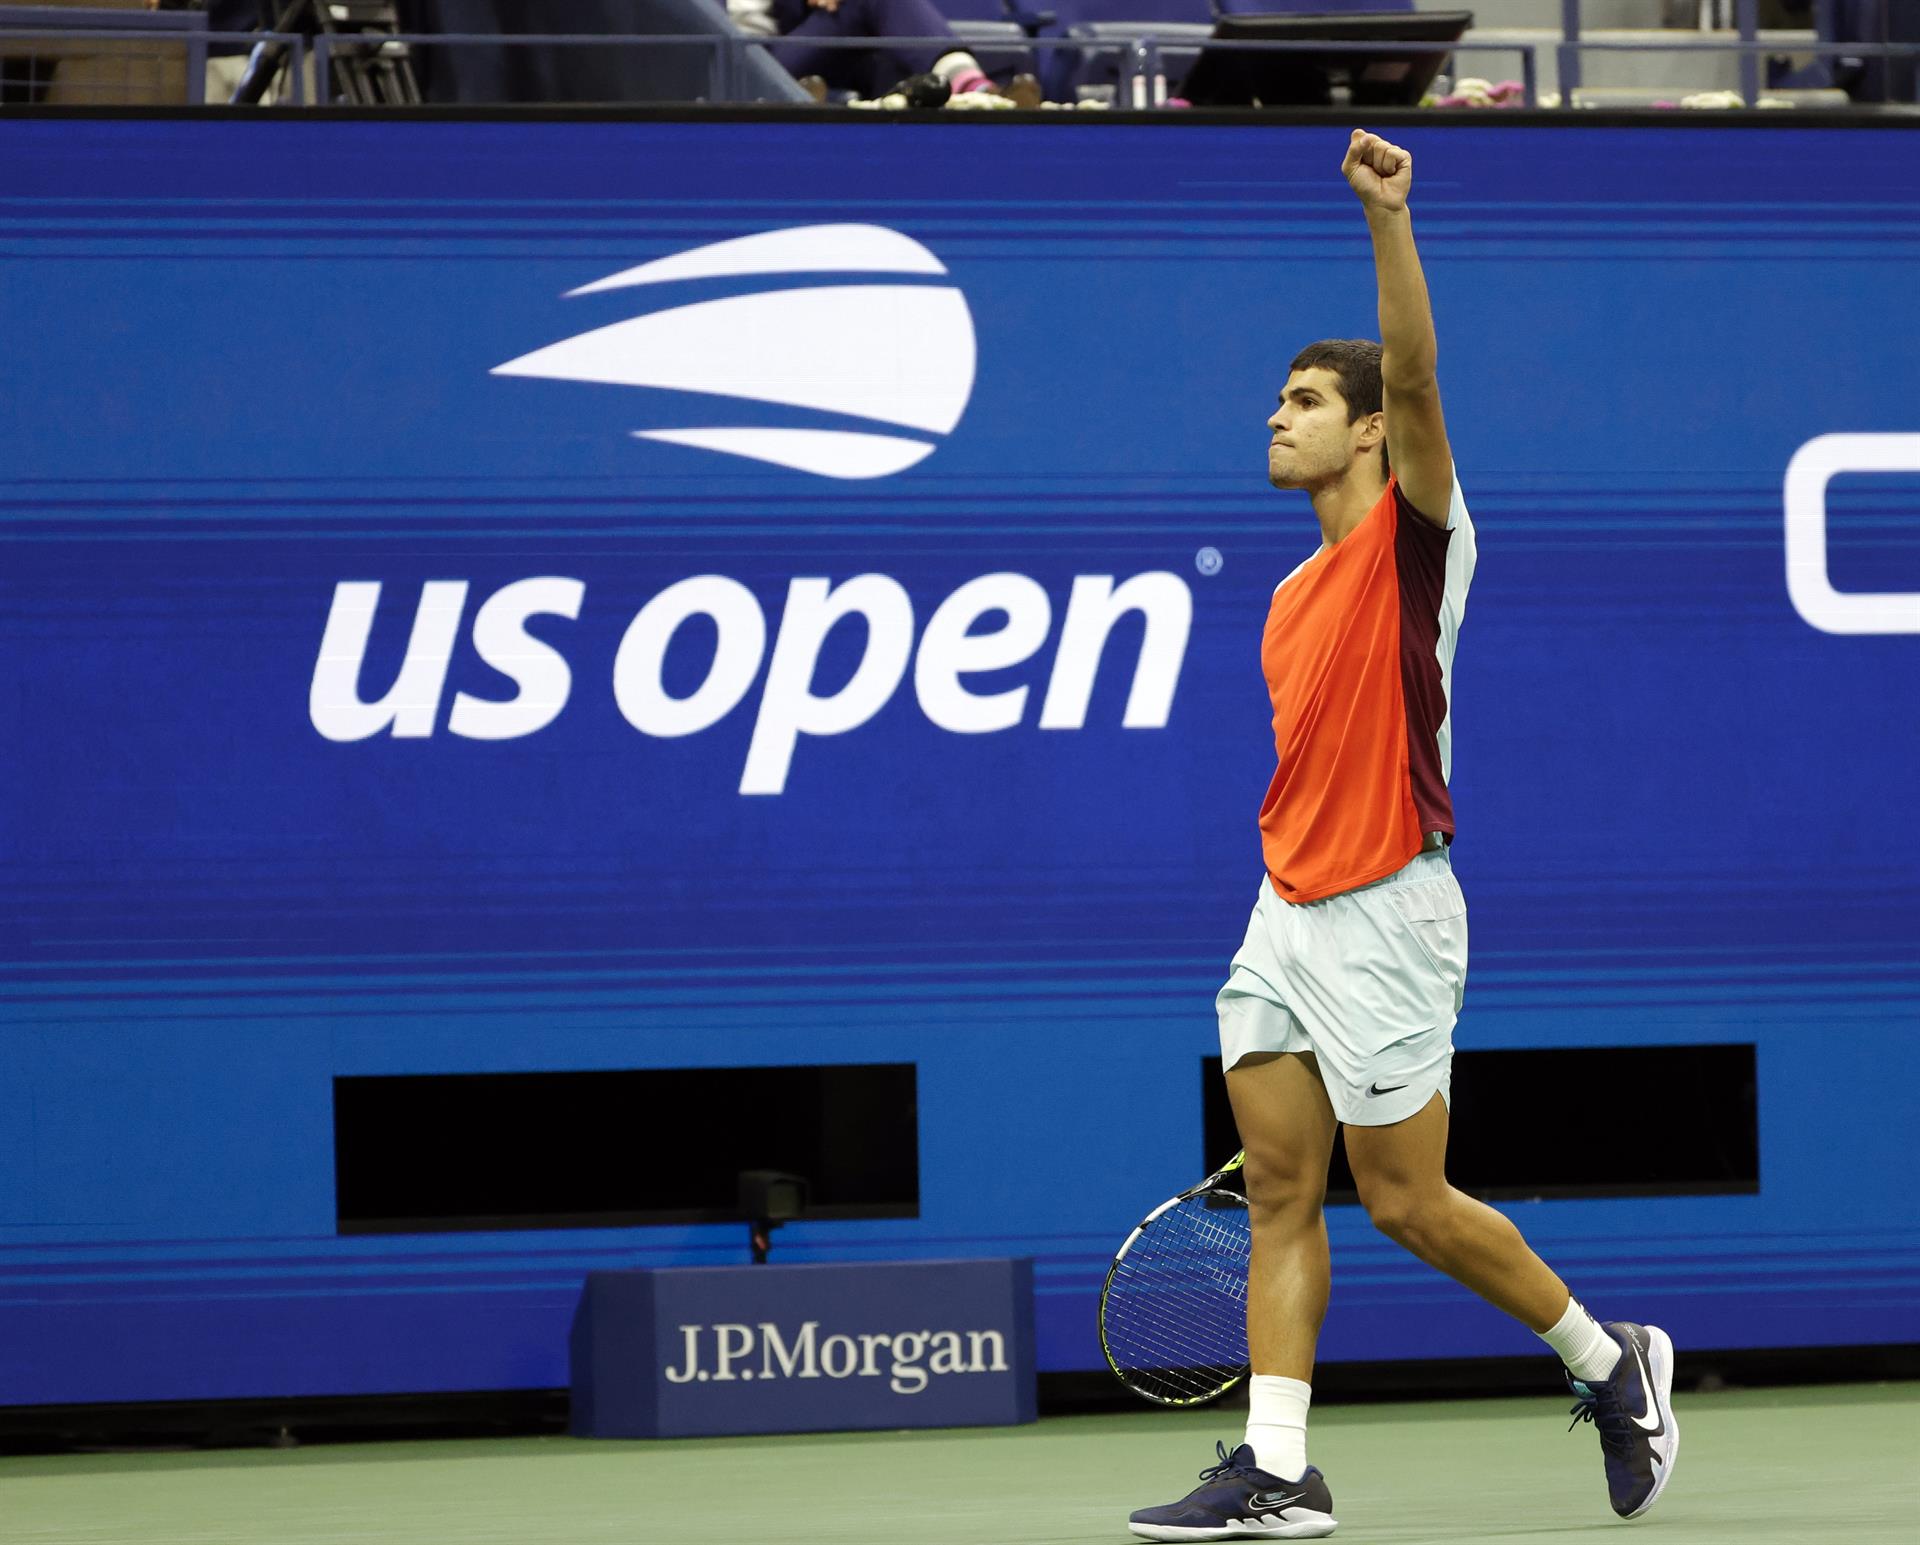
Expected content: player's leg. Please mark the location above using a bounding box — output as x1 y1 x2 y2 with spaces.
1320 858 1610 1351
1210 882 1340 1398
1227 1050 1337 1454
1215 897 1342 1485
1229 1050 1338 1377
1129 1047 1341 1544
1321 854 1678 1519
1128 890 1342 1542
1343 1093 1679 1517
1341 1092 1566 1327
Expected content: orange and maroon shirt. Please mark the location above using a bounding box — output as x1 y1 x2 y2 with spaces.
1258 474 1477 904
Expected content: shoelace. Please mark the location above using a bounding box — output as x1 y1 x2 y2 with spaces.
1566 1378 1635 1460
1197 1439 1251 1483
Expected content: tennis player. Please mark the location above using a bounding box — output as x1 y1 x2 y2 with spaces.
1128 131 1678 1541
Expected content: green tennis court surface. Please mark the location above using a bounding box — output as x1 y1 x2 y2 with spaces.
6 1382 1914 1544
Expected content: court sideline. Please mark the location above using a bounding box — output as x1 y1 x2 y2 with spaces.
5 1380 1913 1544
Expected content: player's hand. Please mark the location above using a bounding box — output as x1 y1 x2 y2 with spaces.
1342 129 1411 213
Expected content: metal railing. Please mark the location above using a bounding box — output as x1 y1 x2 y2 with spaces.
305 30 753 106
0 27 1547 109
1 16 1916 112
1558 35 1920 109
0 27 309 105
1559 0 1910 105
637 32 1547 108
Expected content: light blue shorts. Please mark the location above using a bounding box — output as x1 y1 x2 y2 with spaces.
1216 849 1467 1127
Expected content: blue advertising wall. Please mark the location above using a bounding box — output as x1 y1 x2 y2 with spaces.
2 117 1918 1407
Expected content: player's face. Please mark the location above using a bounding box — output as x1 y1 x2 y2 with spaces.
1266 368 1374 490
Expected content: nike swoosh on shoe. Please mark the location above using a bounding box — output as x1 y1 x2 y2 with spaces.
1626 1336 1665 1434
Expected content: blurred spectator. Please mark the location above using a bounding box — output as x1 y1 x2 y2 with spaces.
729 0 1009 100
394 0 809 104
196 2 274 104
1758 0 1917 103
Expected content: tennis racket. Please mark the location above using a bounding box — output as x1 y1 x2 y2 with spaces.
1098 1150 1252 1406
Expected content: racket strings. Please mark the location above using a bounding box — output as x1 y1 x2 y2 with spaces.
1100 1190 1252 1405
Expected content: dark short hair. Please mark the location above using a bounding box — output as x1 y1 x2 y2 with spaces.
1288 338 1389 475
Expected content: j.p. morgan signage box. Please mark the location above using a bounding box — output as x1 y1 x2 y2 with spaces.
570 1259 1037 1438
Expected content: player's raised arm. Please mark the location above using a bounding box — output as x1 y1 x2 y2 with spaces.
1343 129 1453 526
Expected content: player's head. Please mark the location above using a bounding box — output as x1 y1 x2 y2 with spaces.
1266 339 1389 491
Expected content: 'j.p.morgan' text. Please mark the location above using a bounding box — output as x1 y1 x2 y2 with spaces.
663 1320 1009 1395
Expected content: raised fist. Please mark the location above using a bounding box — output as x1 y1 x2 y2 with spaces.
1342 129 1411 213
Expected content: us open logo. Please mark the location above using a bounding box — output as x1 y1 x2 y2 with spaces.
492 223 975 479
311 224 1190 792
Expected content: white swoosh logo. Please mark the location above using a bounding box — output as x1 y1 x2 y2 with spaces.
493 225 976 481
492 284 974 435
633 427 934 479
1628 1338 1664 1432
565 222 949 295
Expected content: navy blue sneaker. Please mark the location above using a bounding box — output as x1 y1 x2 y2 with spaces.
1129 1441 1337 1540
1566 1322 1679 1519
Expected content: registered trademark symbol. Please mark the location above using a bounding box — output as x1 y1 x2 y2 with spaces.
1195 546 1223 577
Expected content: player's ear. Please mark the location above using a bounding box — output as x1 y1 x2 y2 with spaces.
1358 411 1385 450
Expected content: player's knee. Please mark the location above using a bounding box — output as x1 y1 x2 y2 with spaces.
1360 1182 1442 1253
1242 1149 1326 1227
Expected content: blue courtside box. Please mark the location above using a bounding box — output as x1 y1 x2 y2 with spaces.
570 1260 1037 1438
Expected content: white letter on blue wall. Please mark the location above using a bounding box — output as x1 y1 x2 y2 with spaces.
309 580 469 741
914 573 1052 732
741 575 914 795
1785 432 1920 635
614 575 767 736
448 577 585 740
1038 573 1192 729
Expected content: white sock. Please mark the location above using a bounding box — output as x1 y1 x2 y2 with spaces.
1244 1374 1311 1480
1539 1297 1621 1382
